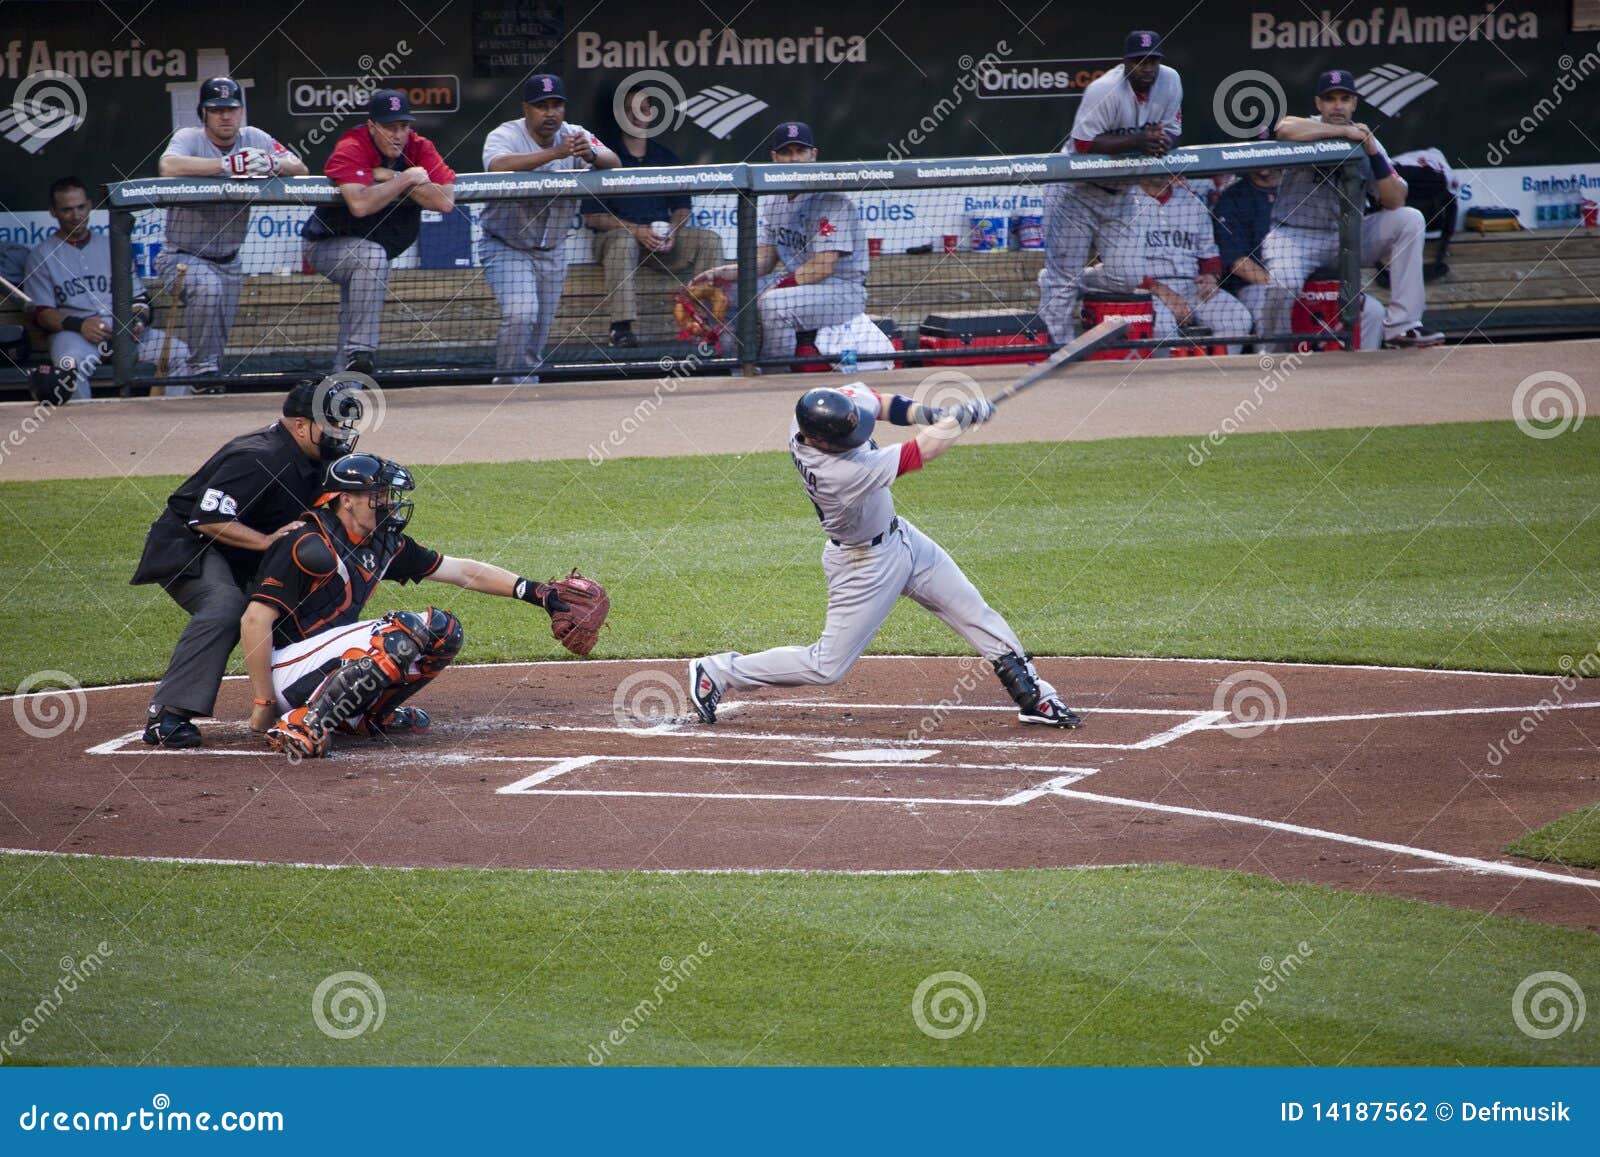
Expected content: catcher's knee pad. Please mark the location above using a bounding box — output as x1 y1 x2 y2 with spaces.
298 655 395 748
991 652 1042 712
338 609 460 738
412 607 463 676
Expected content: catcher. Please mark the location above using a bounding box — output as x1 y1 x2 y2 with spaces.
240 452 608 758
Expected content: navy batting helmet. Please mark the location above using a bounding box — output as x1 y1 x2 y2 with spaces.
795 388 874 450
197 77 243 116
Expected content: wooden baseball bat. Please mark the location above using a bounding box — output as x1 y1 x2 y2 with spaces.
153 261 187 394
0 272 35 308
988 317 1132 407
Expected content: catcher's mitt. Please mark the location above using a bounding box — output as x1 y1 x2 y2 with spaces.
544 569 609 656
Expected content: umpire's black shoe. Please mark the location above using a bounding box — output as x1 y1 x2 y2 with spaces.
143 709 201 748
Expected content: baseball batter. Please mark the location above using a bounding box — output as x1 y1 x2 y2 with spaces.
690 386 1081 729
157 76 306 388
23 176 190 399
693 121 867 362
1083 175 1253 352
1039 30 1182 343
242 453 609 758
480 73 619 383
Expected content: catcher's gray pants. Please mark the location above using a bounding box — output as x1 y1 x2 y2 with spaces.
1258 208 1429 346
50 326 191 399
757 276 867 360
304 237 390 370
594 226 723 324
151 549 249 717
1039 181 1126 342
700 518 1055 696
157 250 241 374
482 235 568 374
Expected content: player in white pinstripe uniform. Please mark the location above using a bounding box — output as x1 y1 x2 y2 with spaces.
1082 175 1254 353
1040 30 1182 342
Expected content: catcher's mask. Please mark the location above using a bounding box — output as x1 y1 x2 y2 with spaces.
795 388 874 451
318 453 415 540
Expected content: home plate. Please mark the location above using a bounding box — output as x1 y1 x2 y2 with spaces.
824 748 938 763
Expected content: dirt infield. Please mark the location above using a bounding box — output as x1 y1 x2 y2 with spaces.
3 656 1597 929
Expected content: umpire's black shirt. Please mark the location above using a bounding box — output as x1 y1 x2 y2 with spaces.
131 421 322 589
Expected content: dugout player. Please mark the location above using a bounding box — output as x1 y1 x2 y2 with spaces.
481 74 619 383
1039 30 1182 343
23 176 191 400
692 121 867 363
689 386 1081 730
240 454 591 758
1260 70 1443 349
302 89 457 374
1082 175 1253 353
131 379 365 747
158 77 307 390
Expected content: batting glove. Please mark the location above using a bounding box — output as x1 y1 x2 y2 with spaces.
954 398 996 430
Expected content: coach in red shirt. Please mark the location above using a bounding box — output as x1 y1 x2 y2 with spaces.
301 89 457 374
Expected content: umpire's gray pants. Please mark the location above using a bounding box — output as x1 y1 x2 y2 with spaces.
481 235 568 373
304 237 390 370
700 518 1045 692
152 550 250 717
757 277 867 360
1039 181 1126 342
158 250 241 374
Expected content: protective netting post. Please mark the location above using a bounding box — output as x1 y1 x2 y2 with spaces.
1337 158 1365 336
735 190 759 375
110 205 136 395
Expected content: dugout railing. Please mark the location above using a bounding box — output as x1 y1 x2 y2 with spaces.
102 140 1366 392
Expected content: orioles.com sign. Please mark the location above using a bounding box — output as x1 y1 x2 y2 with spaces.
286 75 460 116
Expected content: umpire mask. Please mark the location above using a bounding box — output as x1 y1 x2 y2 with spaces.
284 374 374 459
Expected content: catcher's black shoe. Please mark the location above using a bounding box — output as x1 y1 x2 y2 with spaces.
689 661 721 724
1019 696 1083 729
143 708 202 748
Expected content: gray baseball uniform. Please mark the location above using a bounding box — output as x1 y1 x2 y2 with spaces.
756 192 868 359
1084 182 1253 352
23 231 190 397
160 126 295 373
696 385 1057 696
1040 62 1183 342
480 120 604 377
1258 119 1428 345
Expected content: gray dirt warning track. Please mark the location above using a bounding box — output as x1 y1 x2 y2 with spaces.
2 339 1595 480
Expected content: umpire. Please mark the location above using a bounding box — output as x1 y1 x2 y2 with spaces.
132 380 363 747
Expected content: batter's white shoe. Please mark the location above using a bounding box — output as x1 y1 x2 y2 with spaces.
688 661 721 724
1020 696 1083 729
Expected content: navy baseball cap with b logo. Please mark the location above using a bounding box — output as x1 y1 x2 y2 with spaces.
1317 69 1359 96
367 89 414 123
770 121 816 151
1123 30 1164 58
524 74 565 102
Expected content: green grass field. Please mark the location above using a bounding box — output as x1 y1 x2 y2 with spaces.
1 419 1597 1066
1509 806 1600 870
